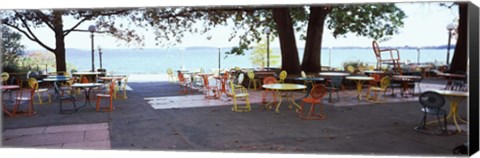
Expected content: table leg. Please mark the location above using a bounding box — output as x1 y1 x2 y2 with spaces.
446 96 467 132
274 91 283 113
354 80 364 101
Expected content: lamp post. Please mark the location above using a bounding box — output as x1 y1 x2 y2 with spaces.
88 25 96 72
328 47 332 67
446 23 456 66
98 46 103 69
264 27 271 70
416 47 421 65
218 48 221 74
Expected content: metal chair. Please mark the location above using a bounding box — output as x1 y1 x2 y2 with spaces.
229 79 250 112
13 83 36 116
278 70 287 83
202 75 219 99
409 72 424 95
95 81 115 112
177 71 193 94
325 76 343 102
1 72 9 85
166 68 176 83
414 91 448 135
27 78 51 105
367 76 391 103
261 76 278 104
53 83 77 114
247 70 261 90
372 41 402 74
299 84 328 120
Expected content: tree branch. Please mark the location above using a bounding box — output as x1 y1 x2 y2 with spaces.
63 17 89 36
33 10 55 31
14 12 55 52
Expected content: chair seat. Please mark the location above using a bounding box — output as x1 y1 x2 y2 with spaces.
97 94 111 97
421 107 447 115
233 93 249 98
302 98 321 103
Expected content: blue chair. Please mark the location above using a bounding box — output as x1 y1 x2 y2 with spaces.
326 76 343 102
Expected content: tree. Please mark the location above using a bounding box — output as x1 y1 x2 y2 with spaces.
449 2 467 73
1 26 25 72
1 8 211 72
250 39 280 69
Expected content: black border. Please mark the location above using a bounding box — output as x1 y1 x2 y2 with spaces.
468 1 479 156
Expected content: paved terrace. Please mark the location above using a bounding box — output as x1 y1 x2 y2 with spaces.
1 76 468 156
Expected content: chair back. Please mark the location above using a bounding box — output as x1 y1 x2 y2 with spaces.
379 76 391 89
27 78 38 89
207 76 217 87
167 68 173 75
419 91 445 110
237 73 245 85
223 71 229 79
346 66 355 73
310 84 328 99
368 65 375 71
372 74 381 82
263 76 278 84
1 72 9 85
178 72 185 83
80 76 90 83
279 70 287 83
372 41 381 59
301 71 307 78
247 70 255 79
229 79 236 95
122 76 129 90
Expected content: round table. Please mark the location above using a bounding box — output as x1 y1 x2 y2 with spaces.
73 72 104 83
318 72 351 77
72 83 104 110
393 75 422 97
432 90 468 133
262 83 306 113
345 76 374 101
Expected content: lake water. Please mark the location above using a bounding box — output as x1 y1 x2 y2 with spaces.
65 48 452 74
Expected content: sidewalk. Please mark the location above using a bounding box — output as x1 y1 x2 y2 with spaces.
1 76 468 156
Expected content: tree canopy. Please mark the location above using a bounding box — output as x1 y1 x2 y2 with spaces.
1 26 25 72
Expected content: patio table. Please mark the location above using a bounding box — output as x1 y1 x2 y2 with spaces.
393 75 421 97
98 76 125 99
319 72 350 102
262 83 306 114
1 85 20 117
345 76 374 101
431 90 468 133
42 76 70 99
73 71 103 83
71 83 103 110
436 73 466 90
213 75 229 98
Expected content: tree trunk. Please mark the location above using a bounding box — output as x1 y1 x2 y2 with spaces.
449 3 467 73
272 8 301 75
302 6 331 73
52 11 67 72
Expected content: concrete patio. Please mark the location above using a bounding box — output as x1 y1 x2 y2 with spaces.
1 77 469 156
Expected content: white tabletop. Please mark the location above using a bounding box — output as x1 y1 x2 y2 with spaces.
432 90 468 97
318 72 350 77
346 76 374 81
363 70 385 74
393 75 421 79
73 72 103 75
262 83 306 90
72 83 104 88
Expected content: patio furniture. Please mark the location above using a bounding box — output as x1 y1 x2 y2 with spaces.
346 66 355 74
229 79 251 112
116 76 129 99
299 84 328 120
372 40 402 74
262 83 306 114
166 68 176 84
201 75 219 99
247 70 261 90
2 85 20 117
53 83 78 114
294 76 325 98
278 70 287 83
325 76 343 103
262 76 278 105
392 75 421 98
1 72 9 85
346 76 374 101
13 84 36 116
409 72 424 95
414 91 447 135
366 76 391 103
95 81 115 112
27 78 51 105
72 83 104 110
431 90 468 133
177 71 193 94
234 73 246 89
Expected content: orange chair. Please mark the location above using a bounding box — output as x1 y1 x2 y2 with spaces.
368 74 382 87
299 84 328 120
202 75 219 99
95 81 115 112
262 76 278 104
177 71 192 94
13 82 37 116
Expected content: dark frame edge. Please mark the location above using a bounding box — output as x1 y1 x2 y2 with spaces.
468 1 479 156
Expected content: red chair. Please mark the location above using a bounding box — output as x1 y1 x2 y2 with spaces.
202 75 219 99
261 76 278 105
177 71 193 94
95 81 115 112
13 83 37 116
299 84 328 120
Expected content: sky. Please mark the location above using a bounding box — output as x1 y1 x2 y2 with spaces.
2 1 460 50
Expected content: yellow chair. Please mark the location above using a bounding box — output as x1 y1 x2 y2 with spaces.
368 65 375 71
247 70 261 90
1 72 9 85
301 71 314 87
166 68 176 83
367 76 392 103
27 78 51 105
229 79 251 112
346 66 355 74
278 70 287 83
